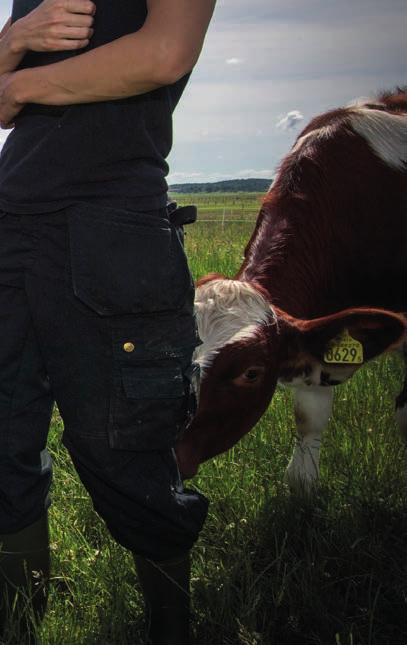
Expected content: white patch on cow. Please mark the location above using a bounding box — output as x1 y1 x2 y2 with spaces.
279 361 356 388
347 96 386 110
349 108 407 170
194 279 275 372
285 385 334 492
291 124 338 156
279 363 323 388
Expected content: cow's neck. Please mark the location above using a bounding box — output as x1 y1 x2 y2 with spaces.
237 198 337 319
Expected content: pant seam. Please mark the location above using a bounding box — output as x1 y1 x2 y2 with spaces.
5 322 33 457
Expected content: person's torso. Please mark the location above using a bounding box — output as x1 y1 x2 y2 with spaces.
0 0 189 214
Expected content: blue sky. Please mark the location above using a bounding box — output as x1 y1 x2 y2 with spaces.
1 0 406 183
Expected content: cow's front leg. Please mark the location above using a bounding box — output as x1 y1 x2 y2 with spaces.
285 385 333 493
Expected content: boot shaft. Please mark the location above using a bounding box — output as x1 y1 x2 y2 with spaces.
0 513 50 642
134 552 191 645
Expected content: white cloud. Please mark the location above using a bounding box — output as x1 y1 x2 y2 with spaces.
276 110 304 131
235 168 273 179
226 58 243 65
168 169 273 184
1 0 406 184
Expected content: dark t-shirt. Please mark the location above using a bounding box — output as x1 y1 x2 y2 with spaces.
0 0 189 214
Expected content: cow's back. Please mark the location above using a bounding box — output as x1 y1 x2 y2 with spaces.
239 90 407 318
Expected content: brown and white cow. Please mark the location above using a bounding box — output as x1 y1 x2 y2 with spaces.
176 89 407 489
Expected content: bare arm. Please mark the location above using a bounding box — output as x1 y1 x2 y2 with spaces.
0 17 26 76
2 0 215 116
0 18 12 39
0 1 95 76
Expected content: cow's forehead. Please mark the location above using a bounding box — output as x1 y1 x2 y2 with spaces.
194 279 276 372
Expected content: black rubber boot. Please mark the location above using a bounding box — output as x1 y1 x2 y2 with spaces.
134 552 191 645
0 513 50 643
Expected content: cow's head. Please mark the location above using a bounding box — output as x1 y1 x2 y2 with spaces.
176 277 406 478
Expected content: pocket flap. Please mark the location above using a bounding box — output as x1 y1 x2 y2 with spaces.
67 203 192 315
121 365 185 399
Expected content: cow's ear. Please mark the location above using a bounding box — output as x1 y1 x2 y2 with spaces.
290 308 406 364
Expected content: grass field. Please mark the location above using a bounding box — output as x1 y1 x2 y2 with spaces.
4 195 407 645
171 192 263 221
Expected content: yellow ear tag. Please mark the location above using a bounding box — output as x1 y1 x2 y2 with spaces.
324 329 363 365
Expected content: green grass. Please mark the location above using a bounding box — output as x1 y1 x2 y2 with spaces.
170 192 263 221
4 198 407 644
185 221 254 278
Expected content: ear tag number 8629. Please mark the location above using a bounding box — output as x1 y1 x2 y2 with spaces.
324 329 363 364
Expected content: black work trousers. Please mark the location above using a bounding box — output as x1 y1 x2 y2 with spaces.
0 203 208 560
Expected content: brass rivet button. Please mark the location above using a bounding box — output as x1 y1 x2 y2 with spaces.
123 342 135 353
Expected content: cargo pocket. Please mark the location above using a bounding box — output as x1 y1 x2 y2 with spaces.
109 325 200 451
66 202 200 450
66 202 193 315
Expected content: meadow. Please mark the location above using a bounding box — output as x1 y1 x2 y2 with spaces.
4 194 406 645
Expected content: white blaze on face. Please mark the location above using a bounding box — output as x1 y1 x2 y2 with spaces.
194 280 275 373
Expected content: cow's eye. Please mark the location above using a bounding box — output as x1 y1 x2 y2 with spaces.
232 365 265 387
245 369 260 381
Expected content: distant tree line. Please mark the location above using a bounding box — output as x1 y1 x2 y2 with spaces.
169 178 272 193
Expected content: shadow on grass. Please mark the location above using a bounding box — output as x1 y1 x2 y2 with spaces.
193 489 407 645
